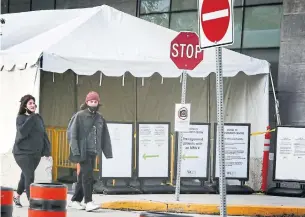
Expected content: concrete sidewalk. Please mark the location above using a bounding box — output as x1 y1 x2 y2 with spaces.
97 194 305 216
12 194 245 217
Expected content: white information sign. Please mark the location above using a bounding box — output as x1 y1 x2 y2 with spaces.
215 124 250 179
180 124 210 178
101 123 133 178
275 126 305 181
138 123 170 178
175 103 191 132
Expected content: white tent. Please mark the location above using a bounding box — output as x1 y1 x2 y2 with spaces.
0 5 269 190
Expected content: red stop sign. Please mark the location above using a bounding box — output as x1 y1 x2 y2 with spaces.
201 0 230 43
170 32 204 70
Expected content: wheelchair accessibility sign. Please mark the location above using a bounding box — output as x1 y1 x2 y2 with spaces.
175 103 191 132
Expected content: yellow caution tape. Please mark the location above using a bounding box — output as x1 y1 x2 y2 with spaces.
251 128 276 136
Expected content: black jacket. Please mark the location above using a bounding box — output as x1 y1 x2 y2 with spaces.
68 109 113 169
13 114 51 156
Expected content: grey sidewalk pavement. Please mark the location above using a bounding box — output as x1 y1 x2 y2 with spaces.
12 194 247 217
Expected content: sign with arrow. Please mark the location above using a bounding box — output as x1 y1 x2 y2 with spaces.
182 154 199 160
137 122 170 178
177 123 211 179
143 153 159 160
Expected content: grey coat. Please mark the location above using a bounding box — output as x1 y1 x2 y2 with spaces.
68 109 113 168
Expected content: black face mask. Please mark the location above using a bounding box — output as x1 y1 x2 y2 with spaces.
25 108 33 115
88 105 99 113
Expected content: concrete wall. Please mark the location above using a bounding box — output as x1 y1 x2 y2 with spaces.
270 0 305 188
278 0 305 125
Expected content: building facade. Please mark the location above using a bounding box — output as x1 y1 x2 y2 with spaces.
2 0 304 187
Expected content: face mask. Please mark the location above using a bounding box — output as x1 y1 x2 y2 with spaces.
88 105 99 113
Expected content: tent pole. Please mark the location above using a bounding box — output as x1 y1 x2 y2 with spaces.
269 68 281 126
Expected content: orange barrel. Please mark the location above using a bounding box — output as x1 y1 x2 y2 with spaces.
28 183 67 217
0 186 13 217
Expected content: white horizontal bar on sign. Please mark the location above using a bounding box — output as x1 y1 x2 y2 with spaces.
202 9 229 22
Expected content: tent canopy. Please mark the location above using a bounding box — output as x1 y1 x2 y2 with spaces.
0 5 270 77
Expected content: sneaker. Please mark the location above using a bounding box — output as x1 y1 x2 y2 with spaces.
13 196 22 208
70 201 85 210
85 201 100 212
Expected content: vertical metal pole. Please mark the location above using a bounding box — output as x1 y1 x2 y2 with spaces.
215 47 227 217
175 70 187 201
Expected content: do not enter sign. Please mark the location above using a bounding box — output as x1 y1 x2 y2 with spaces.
170 32 204 70
198 0 234 49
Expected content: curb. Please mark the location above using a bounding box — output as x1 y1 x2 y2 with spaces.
101 201 305 216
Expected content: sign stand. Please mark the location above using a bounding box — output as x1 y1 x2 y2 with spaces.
174 123 215 194
175 70 187 201
268 126 305 197
215 47 227 217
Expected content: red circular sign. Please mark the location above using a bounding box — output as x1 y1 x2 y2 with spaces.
170 32 204 70
201 0 230 43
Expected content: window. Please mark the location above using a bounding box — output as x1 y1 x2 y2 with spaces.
1 0 8 13
245 0 282 6
9 0 30 12
170 12 198 33
140 0 170 14
227 8 243 49
140 14 170 28
234 0 243 7
243 5 282 48
32 0 54 10
171 0 197 11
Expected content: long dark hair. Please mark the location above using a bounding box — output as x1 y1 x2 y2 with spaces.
18 94 35 115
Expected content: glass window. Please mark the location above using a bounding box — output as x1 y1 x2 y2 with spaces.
140 0 170 14
246 0 282 6
9 0 30 12
32 0 54 10
243 5 282 48
170 12 198 33
1 0 8 13
140 14 170 28
234 0 243 7
227 8 243 49
171 0 197 11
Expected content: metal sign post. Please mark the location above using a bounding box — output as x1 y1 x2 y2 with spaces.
216 47 227 217
175 70 187 201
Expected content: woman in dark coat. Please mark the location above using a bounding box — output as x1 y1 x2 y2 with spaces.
12 94 51 207
68 91 113 212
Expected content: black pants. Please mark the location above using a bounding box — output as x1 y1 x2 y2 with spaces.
14 154 41 200
71 155 95 203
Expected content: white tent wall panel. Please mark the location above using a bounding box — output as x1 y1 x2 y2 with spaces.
0 68 51 188
40 70 77 127
76 72 136 122
209 73 269 190
39 72 268 191
136 74 209 131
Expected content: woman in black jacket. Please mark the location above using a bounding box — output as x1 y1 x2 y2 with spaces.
12 94 51 207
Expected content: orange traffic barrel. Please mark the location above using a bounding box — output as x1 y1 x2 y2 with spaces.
0 186 13 217
28 183 67 217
